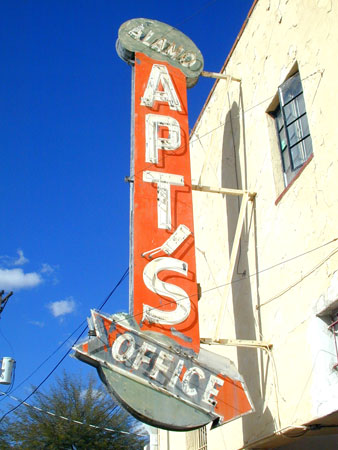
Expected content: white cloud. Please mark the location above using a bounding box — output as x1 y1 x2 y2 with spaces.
47 297 76 317
40 263 55 274
0 268 42 290
13 249 29 266
29 320 45 328
0 249 29 267
0 254 10 265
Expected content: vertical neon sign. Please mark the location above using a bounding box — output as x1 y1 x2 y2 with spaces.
132 52 200 353
73 18 253 431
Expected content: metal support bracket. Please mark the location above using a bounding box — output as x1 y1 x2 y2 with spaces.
201 71 241 83
192 184 256 201
191 184 257 341
201 337 272 351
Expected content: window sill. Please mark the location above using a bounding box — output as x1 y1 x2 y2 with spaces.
275 153 314 205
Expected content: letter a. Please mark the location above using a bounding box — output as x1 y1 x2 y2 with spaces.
141 64 182 111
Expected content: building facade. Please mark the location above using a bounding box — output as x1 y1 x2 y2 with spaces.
157 0 338 448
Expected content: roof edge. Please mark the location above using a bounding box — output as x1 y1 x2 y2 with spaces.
190 0 259 137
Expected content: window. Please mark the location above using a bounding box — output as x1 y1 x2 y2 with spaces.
197 426 207 450
272 72 313 186
328 310 338 370
187 426 207 450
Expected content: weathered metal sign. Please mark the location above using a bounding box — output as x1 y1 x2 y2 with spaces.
74 310 253 429
116 18 204 87
73 19 253 431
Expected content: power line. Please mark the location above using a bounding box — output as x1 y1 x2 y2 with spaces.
112 238 338 328
0 390 148 437
175 0 219 27
0 268 129 423
65 239 338 417
127 238 337 326
9 268 130 399
0 362 16 403
8 321 88 399
0 328 87 424
133 237 338 322
2 237 336 422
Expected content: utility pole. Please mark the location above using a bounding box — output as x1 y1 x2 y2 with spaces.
0 291 15 385
0 290 13 316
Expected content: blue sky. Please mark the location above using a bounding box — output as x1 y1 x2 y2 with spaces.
0 0 253 418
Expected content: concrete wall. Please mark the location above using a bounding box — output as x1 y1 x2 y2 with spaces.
159 0 338 448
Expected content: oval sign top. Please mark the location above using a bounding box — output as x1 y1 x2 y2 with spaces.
116 18 204 88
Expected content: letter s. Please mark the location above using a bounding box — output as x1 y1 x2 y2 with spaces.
142 257 190 325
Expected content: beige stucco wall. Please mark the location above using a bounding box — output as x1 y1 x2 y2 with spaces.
159 0 338 448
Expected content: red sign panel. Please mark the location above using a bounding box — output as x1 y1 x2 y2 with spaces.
132 52 199 353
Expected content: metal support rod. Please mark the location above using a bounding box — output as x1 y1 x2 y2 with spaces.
201 70 241 82
214 192 249 341
201 337 272 350
191 185 257 340
192 184 256 201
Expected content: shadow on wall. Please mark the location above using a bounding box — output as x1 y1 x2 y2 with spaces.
275 434 338 450
221 98 275 441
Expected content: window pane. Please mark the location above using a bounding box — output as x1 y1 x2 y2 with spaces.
275 107 284 131
282 147 291 173
283 94 306 125
287 117 304 146
284 150 293 186
285 168 294 186
300 114 310 138
296 94 306 117
283 100 297 125
303 135 313 159
279 127 287 151
291 142 306 169
279 72 302 106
